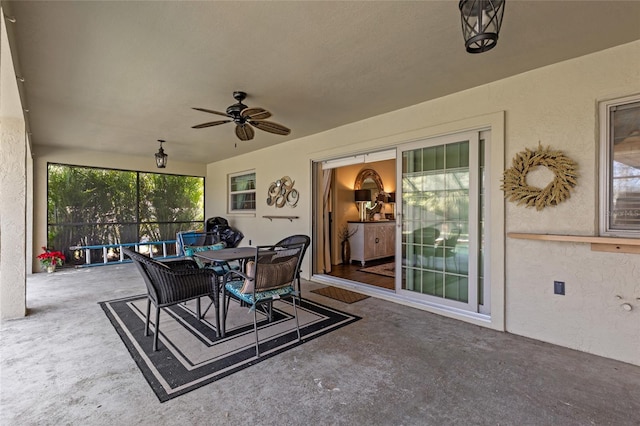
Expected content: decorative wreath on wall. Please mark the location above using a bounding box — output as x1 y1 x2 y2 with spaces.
501 144 578 211
267 176 299 208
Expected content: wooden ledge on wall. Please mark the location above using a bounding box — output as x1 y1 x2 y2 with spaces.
507 233 640 254
262 215 299 222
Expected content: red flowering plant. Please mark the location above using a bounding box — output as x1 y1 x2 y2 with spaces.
37 246 66 269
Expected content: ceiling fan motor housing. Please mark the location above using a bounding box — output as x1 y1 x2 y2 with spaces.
227 91 248 121
227 103 247 118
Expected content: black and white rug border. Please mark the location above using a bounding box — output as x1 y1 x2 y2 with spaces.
100 294 361 402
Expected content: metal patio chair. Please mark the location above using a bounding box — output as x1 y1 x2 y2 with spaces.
221 243 305 357
271 235 310 298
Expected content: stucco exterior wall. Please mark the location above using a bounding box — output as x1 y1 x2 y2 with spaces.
206 40 640 365
204 141 312 248
1 9 28 319
498 43 640 366
0 118 27 319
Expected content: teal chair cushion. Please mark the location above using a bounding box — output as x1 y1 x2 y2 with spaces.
184 243 225 268
225 280 296 305
205 263 235 277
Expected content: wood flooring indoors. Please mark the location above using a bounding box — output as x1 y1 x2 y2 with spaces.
326 257 395 290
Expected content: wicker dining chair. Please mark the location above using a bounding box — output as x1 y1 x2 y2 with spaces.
123 248 221 351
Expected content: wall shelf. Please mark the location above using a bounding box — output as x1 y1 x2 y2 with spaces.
263 215 299 222
508 233 640 254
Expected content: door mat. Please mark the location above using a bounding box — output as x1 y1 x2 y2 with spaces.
99 294 360 402
310 286 369 304
358 262 395 278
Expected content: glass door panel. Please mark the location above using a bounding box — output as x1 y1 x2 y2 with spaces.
398 132 480 311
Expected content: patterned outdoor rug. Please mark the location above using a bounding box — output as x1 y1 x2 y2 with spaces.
310 286 369 304
358 262 395 278
100 295 360 402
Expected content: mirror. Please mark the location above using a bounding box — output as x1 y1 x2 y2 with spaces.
354 169 385 220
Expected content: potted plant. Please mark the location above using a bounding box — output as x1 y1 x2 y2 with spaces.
338 224 358 265
37 246 66 273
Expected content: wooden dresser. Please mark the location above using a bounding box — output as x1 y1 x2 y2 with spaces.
348 221 395 265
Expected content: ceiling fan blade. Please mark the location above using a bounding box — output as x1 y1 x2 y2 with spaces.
235 124 255 141
192 120 232 129
241 107 272 120
192 107 230 117
249 120 291 136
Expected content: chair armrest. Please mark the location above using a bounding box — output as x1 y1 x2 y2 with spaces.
160 257 200 270
149 262 216 285
150 266 220 304
223 269 250 283
163 267 219 279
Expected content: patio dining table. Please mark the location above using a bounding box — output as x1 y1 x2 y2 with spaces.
193 246 258 266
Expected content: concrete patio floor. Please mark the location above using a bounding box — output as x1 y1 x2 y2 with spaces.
1 264 639 425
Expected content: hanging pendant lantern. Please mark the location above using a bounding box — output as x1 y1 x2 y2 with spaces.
459 0 506 53
155 139 168 168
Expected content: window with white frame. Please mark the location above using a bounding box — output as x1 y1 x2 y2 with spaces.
228 170 256 213
599 94 640 237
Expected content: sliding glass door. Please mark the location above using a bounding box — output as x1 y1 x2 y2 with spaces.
397 131 486 312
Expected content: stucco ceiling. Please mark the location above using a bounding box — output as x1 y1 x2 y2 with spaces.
3 1 640 165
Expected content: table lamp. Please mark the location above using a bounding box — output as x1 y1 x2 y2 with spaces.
354 189 371 222
387 192 396 219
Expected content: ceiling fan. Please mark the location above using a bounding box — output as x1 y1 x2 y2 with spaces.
192 91 291 142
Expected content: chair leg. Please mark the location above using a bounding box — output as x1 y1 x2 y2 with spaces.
221 292 231 338
253 306 260 357
196 297 201 320
207 292 224 337
145 298 151 337
201 299 213 318
292 296 301 342
223 294 230 323
153 307 160 352
297 274 303 302
212 291 220 338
